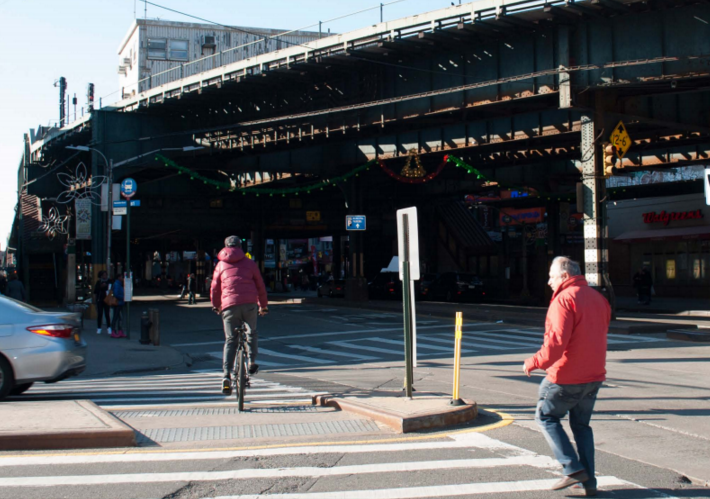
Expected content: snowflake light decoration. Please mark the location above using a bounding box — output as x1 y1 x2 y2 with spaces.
56 162 107 205
37 206 69 240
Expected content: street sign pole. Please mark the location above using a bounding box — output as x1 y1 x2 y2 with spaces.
126 201 131 340
402 251 413 399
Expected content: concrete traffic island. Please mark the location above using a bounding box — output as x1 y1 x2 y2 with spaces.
0 400 136 451
313 393 477 433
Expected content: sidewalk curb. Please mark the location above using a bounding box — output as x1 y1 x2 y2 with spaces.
0 400 136 451
666 330 710 342
313 394 478 433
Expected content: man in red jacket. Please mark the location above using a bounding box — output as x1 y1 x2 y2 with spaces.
211 236 269 395
524 256 610 497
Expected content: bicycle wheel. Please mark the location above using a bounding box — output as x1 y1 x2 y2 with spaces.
236 347 246 412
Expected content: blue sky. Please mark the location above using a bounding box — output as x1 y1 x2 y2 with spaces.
0 0 461 251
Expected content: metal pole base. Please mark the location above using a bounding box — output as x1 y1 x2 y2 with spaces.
449 398 465 406
402 387 417 393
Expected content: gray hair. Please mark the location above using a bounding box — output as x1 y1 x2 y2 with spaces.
551 256 582 277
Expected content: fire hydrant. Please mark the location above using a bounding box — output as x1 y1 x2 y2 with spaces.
140 311 152 345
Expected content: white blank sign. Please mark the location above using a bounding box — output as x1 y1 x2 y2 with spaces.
396 206 420 281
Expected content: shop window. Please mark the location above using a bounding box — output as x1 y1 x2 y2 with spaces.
480 256 488 276
666 259 676 280
692 256 702 280
290 198 302 209
169 39 189 61
490 255 499 276
147 39 167 59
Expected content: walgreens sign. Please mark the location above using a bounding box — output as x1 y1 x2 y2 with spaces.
642 209 704 226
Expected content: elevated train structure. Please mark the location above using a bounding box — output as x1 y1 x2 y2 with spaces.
11 0 710 305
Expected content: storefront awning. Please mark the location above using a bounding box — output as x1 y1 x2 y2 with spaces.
614 225 710 242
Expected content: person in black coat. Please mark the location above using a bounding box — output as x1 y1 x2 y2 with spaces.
633 267 653 305
94 271 112 334
187 273 196 305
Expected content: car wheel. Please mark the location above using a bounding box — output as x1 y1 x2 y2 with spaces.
0 357 14 400
445 291 453 302
10 382 33 396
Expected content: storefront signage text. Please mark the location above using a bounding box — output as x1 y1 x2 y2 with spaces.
642 210 704 226
499 208 546 226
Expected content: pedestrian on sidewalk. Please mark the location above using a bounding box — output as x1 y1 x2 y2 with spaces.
93 271 111 334
6 273 26 302
111 275 126 338
211 235 269 395
633 267 653 305
0 271 7 296
187 273 196 305
523 256 610 497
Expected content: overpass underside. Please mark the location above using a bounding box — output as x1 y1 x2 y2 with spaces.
22 0 710 304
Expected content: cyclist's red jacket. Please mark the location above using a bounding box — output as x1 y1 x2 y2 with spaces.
211 247 268 311
524 275 610 384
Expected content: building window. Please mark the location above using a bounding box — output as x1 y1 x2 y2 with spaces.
148 38 167 59
169 39 189 61
666 259 676 280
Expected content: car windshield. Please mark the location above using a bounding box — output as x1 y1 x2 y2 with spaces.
456 274 480 283
0 295 43 313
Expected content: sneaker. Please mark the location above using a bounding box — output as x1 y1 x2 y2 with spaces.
248 363 259 376
222 377 232 395
107 328 113 336
110 331 120 338
97 328 102 335
551 470 589 491
117 330 126 338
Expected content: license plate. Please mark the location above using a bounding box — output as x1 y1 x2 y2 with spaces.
468 285 476 289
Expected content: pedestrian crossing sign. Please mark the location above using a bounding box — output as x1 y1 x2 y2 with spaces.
610 121 632 158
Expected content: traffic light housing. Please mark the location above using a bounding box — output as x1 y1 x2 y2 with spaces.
603 142 616 176
87 83 95 112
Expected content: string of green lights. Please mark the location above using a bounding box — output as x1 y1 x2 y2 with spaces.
157 154 375 196
445 154 629 200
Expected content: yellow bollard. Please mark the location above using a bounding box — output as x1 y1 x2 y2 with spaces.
450 311 464 406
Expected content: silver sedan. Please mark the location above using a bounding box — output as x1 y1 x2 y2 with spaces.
0 296 88 399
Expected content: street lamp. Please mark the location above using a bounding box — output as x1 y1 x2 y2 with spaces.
65 145 203 277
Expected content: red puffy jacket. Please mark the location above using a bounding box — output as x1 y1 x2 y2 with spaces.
524 275 610 384
210 247 268 311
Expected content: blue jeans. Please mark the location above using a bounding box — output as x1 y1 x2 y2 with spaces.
535 377 602 489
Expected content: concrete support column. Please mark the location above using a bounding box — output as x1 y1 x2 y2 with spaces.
581 112 604 289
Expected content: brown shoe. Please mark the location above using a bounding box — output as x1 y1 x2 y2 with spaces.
572 484 597 496
551 470 590 491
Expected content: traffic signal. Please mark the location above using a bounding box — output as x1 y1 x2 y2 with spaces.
87 83 95 112
603 142 616 176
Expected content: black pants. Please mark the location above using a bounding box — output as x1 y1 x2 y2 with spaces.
96 300 111 329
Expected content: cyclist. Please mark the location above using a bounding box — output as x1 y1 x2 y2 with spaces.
211 236 269 395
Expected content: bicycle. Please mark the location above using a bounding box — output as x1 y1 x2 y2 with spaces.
232 322 249 412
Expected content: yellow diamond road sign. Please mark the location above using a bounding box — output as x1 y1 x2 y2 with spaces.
610 121 632 158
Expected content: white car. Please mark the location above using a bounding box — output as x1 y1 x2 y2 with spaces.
0 296 87 399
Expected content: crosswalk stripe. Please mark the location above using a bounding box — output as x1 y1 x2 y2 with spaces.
85 392 328 404
206 352 288 368
0 432 497 466
287 344 380 362
365 337 477 354
201 477 636 499
258 347 336 365
326 340 403 357
0 455 563 486
7 372 321 408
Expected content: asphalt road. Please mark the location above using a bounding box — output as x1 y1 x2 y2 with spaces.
2 298 710 498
